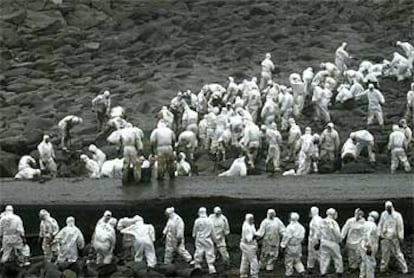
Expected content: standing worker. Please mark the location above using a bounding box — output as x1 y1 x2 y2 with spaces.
92 90 111 132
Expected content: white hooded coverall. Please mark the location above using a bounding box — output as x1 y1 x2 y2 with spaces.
280 218 305 276
240 215 259 278
319 216 343 275
163 212 192 264
122 218 157 268
341 216 366 269
359 217 378 278
192 209 216 274
54 219 85 264
0 210 26 263
257 213 285 271
209 212 230 264
39 210 59 262
307 211 323 269
92 220 116 264
388 128 411 173
37 137 57 177
265 127 283 171
352 130 376 162
378 205 408 273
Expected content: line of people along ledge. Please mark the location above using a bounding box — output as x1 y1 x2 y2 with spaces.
0 201 409 277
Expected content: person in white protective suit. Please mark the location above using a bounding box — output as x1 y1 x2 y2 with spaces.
163 207 192 264
192 207 216 274
176 152 191 176
54 216 85 264
312 70 329 87
341 208 366 271
246 77 259 92
39 209 59 262
88 144 106 170
261 95 279 127
320 62 340 79
286 118 302 162
256 209 286 271
246 89 262 123
240 120 261 168
399 118 412 146
229 113 244 147
280 212 306 277
80 154 100 178
225 76 239 104
170 92 187 129
15 165 41 180
341 137 358 164
302 67 314 96
109 106 126 119
106 116 129 131
198 115 208 150
265 123 282 172
396 40 414 70
240 213 259 278
157 106 175 129
117 216 139 261
350 78 365 99
182 105 198 135
101 158 123 178
206 108 218 151
37 134 57 178
150 121 176 180
386 52 412 81
336 84 353 103
209 207 230 266
289 73 306 117
219 156 247 177
312 84 332 123
335 42 351 72
406 83 414 125
280 87 294 131
58 115 83 149
344 69 364 84
121 215 156 268
350 130 376 162
263 80 279 101
259 53 275 90
92 90 111 131
183 90 198 111
18 155 36 171
0 206 30 266
208 93 223 113
216 127 231 157
176 130 197 161
318 208 343 277
92 218 117 264
296 127 317 175
356 83 385 127
197 88 208 116
319 122 340 163
118 124 144 182
359 211 379 278
378 201 408 274
307 207 323 273
388 124 411 173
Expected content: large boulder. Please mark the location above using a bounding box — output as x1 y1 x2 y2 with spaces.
24 10 66 32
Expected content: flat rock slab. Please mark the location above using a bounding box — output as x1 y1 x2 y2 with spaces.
1 174 413 205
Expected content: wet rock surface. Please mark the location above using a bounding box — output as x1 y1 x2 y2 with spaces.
1 0 414 177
